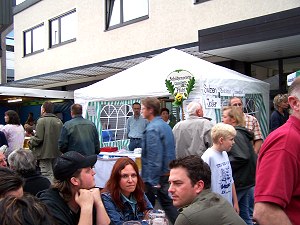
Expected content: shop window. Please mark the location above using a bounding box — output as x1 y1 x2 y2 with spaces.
105 0 148 30
23 24 44 56
50 9 76 47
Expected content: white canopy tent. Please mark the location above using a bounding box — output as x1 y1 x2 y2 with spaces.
75 49 270 142
0 86 74 99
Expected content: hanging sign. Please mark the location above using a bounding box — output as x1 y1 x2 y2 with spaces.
165 69 195 107
205 96 221 109
87 106 96 117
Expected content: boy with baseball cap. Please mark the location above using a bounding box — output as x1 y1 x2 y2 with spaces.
38 151 112 225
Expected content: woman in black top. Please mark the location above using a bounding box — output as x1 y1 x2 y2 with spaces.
270 94 289 133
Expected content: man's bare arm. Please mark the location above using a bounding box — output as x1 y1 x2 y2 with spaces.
253 139 262 154
254 202 292 225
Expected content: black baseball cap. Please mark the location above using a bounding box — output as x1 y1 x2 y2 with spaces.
53 151 97 181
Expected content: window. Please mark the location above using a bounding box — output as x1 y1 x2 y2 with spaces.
100 104 132 142
50 10 76 47
24 24 44 56
106 0 148 29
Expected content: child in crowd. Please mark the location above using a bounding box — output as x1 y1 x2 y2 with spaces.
201 123 239 213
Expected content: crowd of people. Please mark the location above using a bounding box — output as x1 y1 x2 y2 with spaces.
0 77 299 225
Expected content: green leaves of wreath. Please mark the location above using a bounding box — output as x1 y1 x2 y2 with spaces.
165 79 175 95
186 77 196 96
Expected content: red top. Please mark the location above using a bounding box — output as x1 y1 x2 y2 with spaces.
255 116 300 225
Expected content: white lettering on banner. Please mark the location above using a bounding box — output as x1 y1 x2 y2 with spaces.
203 84 218 95
205 97 221 109
87 106 96 117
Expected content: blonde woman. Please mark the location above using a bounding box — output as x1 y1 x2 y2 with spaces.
222 106 257 225
270 94 289 132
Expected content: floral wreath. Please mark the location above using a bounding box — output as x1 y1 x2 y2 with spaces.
165 69 195 107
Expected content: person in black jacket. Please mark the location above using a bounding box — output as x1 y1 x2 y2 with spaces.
222 106 257 225
58 104 100 156
270 94 289 133
8 149 50 196
38 151 111 225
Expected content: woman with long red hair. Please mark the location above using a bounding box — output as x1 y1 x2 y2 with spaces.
101 157 153 225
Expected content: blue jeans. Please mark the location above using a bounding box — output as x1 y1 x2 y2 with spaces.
237 188 254 225
145 176 179 224
248 186 254 220
128 138 142 151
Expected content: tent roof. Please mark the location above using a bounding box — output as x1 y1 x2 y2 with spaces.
0 86 74 103
75 48 268 103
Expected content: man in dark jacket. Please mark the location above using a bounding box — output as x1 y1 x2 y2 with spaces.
29 101 63 182
59 104 100 156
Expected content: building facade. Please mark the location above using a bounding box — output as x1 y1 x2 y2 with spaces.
3 0 300 92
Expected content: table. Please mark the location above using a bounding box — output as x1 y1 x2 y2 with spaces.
94 151 141 188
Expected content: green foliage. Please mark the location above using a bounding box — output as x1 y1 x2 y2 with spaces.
172 100 182 107
174 69 183 73
165 79 175 95
186 77 195 95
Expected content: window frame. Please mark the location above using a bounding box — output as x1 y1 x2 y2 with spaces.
100 104 132 142
23 23 44 57
105 0 149 31
49 9 77 48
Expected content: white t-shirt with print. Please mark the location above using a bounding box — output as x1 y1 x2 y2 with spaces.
201 147 233 205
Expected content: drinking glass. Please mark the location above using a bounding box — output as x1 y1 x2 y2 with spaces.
148 209 169 225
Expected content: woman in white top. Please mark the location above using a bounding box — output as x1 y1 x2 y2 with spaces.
1 110 25 157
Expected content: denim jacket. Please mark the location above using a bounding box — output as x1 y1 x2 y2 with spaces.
101 192 153 225
141 116 176 186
